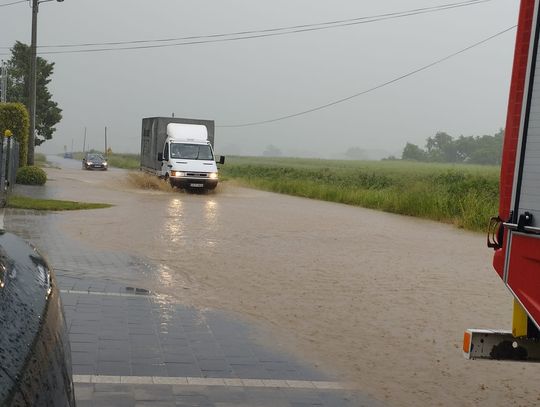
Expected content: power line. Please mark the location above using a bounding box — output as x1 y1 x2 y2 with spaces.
217 25 517 128
43 0 492 54
38 0 491 49
0 0 26 7
0 0 492 55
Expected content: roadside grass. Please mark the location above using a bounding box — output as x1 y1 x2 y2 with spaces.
106 154 139 169
6 195 112 211
127 172 174 192
220 156 500 232
34 153 61 169
34 153 47 166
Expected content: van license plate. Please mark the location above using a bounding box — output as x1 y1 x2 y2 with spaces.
190 183 204 188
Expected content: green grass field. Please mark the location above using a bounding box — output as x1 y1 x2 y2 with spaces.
106 153 140 170
220 156 500 232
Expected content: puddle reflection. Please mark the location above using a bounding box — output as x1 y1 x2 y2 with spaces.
164 197 220 245
204 199 219 247
205 200 217 223
157 263 173 287
153 292 175 334
204 200 219 247
166 198 184 244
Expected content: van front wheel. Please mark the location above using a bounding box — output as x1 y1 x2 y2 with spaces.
166 174 177 188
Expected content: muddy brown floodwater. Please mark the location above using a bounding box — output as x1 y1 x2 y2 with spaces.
36 161 539 406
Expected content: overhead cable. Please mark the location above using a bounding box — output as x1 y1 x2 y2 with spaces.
36 0 490 49
0 0 26 8
1 0 492 54
217 25 517 128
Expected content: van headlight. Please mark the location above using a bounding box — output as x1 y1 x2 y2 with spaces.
171 171 186 177
209 172 218 179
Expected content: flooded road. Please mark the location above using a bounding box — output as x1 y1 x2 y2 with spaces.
30 156 538 406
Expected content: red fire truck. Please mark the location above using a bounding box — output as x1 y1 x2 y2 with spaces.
463 0 540 361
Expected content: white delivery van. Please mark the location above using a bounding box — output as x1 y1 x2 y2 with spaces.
140 117 225 190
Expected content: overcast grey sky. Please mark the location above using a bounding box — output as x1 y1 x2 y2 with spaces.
0 0 518 158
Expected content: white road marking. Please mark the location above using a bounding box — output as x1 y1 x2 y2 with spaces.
72 375 347 390
0 208 4 230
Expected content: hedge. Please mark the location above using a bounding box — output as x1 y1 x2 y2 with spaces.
16 166 46 185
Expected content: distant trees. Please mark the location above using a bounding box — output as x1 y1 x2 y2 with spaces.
402 143 426 162
402 129 503 165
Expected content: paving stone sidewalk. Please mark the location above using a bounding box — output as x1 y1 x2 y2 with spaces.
4 208 384 406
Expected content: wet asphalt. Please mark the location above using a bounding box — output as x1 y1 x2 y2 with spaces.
4 156 383 407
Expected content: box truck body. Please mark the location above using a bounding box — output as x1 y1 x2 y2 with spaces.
140 117 223 190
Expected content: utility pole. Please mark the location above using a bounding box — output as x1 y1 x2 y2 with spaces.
104 126 108 157
28 0 39 166
83 127 86 153
27 0 64 165
0 61 7 103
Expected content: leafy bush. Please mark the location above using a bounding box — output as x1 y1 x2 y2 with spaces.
0 103 29 167
16 166 47 185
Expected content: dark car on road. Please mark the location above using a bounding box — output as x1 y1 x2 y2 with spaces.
0 232 75 406
82 153 108 170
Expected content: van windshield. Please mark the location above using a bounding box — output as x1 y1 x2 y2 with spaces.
170 143 214 160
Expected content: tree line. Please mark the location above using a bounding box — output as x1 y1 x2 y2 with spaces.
401 129 503 165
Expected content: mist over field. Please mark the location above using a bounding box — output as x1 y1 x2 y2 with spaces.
0 0 518 159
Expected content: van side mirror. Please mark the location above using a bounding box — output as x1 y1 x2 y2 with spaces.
157 152 163 162
218 156 225 165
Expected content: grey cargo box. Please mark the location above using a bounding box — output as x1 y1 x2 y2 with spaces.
140 117 215 172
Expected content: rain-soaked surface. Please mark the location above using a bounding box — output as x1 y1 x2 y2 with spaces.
0 232 74 406
8 155 540 406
